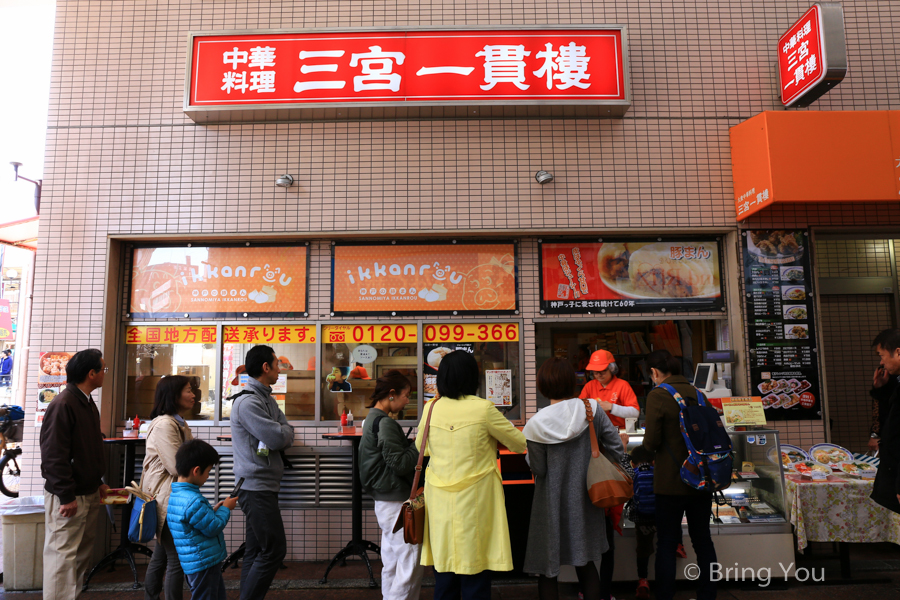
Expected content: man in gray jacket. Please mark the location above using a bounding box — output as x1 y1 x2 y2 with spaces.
230 345 294 600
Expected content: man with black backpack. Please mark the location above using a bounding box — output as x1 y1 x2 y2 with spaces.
230 345 294 600
641 349 719 600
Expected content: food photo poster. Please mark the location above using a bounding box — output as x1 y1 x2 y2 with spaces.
539 240 724 313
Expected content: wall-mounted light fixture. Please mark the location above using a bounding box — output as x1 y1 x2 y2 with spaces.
534 170 554 184
275 174 294 188
10 162 42 214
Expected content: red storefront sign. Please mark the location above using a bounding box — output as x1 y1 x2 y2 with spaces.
186 28 628 112
0 300 12 340
778 3 846 107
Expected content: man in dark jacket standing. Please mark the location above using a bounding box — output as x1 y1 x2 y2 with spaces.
871 329 900 514
40 349 108 600
641 349 716 600
230 345 294 600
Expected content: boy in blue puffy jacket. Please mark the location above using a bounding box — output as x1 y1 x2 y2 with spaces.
167 439 237 600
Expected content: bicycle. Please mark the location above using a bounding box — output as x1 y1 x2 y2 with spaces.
0 405 25 498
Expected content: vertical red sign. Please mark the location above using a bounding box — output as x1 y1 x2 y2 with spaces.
0 300 12 340
779 5 826 107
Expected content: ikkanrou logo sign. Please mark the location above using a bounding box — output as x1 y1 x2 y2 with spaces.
186 28 628 110
778 3 846 108
332 244 517 314
130 246 308 318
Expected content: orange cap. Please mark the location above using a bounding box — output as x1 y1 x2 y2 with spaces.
231 365 246 386
278 356 294 370
585 349 615 372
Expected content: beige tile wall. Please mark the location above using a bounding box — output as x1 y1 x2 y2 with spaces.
24 0 900 559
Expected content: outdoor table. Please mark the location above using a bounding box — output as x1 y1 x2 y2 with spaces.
83 437 152 591
319 430 380 588
784 472 900 578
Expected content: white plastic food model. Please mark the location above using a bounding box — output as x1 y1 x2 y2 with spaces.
808 444 854 469
790 459 831 478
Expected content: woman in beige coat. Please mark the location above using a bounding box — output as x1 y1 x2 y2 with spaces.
140 375 195 600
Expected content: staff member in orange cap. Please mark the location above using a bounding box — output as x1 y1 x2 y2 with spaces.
579 350 640 429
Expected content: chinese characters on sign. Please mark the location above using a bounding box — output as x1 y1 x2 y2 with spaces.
735 187 772 219
188 29 627 109
539 240 723 314
126 326 218 344
778 4 847 107
223 325 315 344
743 230 822 421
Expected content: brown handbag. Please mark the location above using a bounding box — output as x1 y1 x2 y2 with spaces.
392 398 439 545
583 399 634 508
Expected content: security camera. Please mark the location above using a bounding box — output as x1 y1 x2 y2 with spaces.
275 174 294 188
535 170 554 184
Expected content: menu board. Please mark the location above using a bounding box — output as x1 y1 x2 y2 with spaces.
743 230 821 421
540 240 724 314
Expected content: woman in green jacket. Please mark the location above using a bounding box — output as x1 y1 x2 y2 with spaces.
358 370 423 600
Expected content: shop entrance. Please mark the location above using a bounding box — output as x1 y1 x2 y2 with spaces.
534 319 731 420
815 235 900 454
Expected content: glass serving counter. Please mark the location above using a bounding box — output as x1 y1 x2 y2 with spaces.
624 428 788 529
560 428 795 581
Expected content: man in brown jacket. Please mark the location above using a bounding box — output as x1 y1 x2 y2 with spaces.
641 349 717 600
40 349 109 600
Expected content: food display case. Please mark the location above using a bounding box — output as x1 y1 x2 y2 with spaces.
560 429 796 582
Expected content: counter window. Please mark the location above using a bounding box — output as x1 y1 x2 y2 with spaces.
424 322 521 421
321 324 418 422
535 319 731 419
222 325 317 421
125 326 218 420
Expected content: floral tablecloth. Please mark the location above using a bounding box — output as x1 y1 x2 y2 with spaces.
784 473 900 552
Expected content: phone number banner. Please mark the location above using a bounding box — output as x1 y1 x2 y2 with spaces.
324 324 418 344
424 323 519 343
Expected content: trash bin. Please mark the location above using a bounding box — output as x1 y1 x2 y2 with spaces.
1 495 45 590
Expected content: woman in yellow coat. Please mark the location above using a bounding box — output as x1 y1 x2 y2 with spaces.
416 350 526 599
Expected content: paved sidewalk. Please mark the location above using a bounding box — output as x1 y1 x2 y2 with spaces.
1 541 899 599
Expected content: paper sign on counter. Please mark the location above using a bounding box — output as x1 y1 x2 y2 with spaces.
721 397 767 427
